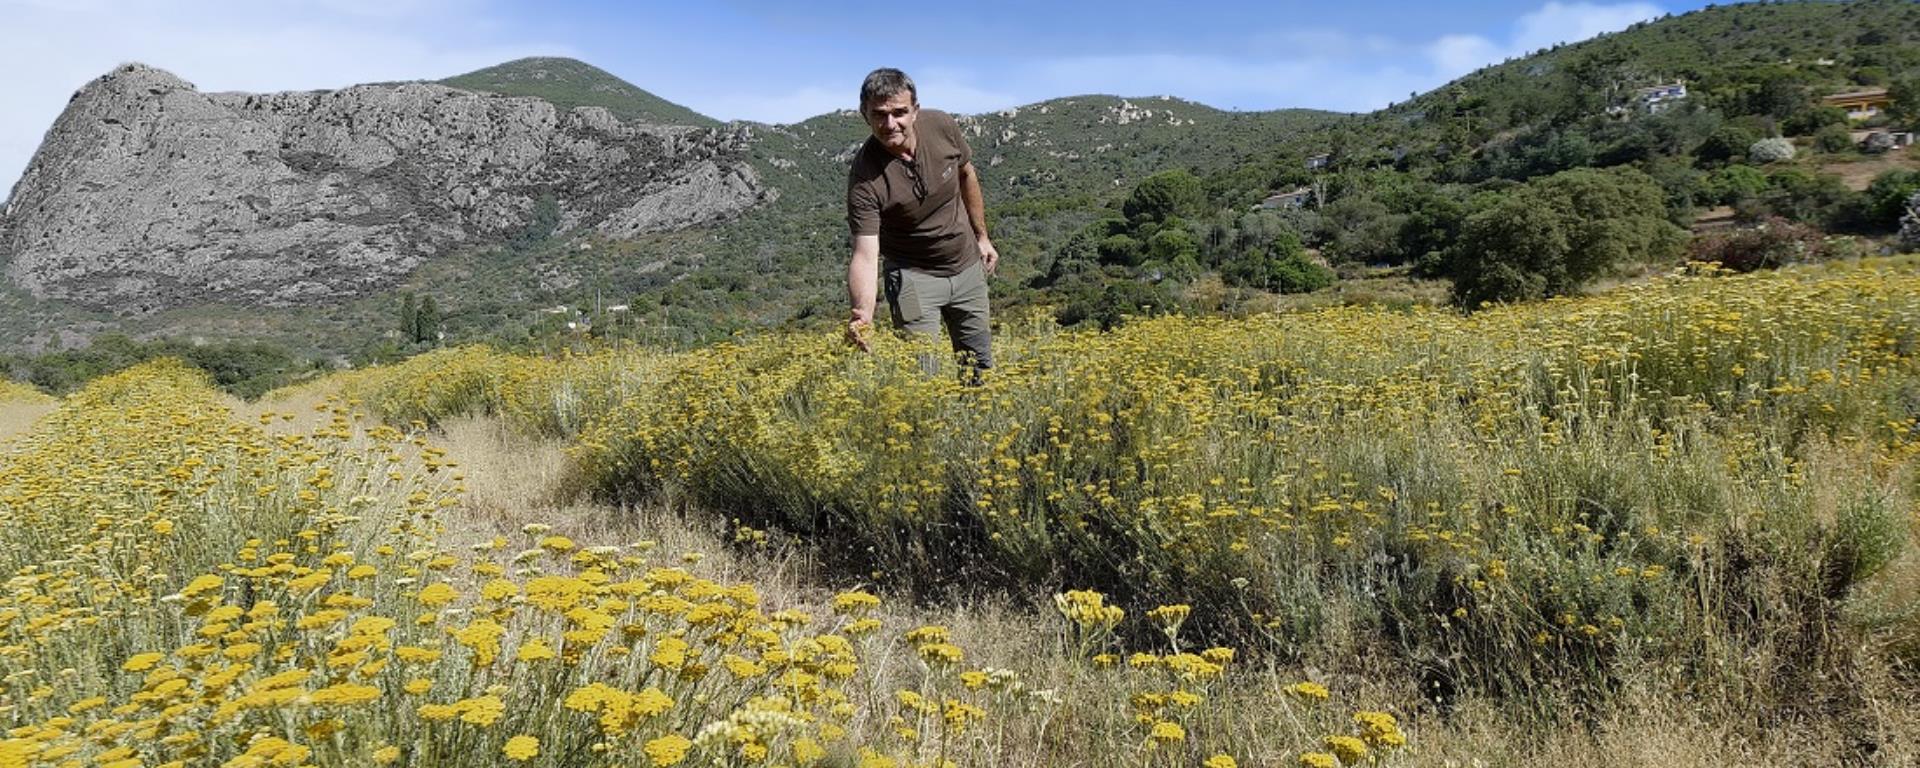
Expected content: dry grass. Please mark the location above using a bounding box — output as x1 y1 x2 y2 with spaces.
410 408 1920 767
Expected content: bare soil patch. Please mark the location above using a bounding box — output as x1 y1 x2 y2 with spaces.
0 401 56 444
1822 148 1919 191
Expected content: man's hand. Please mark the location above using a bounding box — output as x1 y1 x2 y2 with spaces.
846 309 873 352
978 237 1000 276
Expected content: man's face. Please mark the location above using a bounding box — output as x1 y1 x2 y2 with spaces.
864 91 918 154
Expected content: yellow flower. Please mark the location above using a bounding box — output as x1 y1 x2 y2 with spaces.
792 738 826 764
288 569 332 594
1204 756 1239 768
417 582 459 608
457 695 506 726
631 687 675 717
67 696 108 714
502 735 539 761
649 637 689 670
831 590 881 615
1285 681 1330 702
397 646 443 664
644 734 692 767
1147 720 1185 745
481 579 520 601
372 745 401 764
1298 753 1338 768
916 642 964 665
180 574 224 600
1325 735 1369 765
516 639 557 662
310 682 382 706
123 652 165 672
1354 710 1406 747
1147 603 1191 632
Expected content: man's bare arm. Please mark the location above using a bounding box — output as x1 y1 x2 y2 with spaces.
958 162 999 275
846 234 881 350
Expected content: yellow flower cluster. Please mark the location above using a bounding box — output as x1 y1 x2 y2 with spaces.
0 361 1035 767
0 378 52 404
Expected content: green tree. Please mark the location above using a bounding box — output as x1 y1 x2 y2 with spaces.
1318 196 1407 265
1865 170 1920 228
1750 72 1808 121
1444 167 1684 307
1695 124 1758 166
1701 165 1769 206
509 193 562 251
1221 228 1333 294
1533 167 1687 279
415 296 441 345
1097 234 1144 267
1813 123 1855 154
1054 279 1179 330
1760 168 1853 225
1889 77 1920 128
1145 226 1199 265
1400 190 1467 275
1123 169 1206 225
1445 194 1569 307
399 293 419 342
1783 106 1848 137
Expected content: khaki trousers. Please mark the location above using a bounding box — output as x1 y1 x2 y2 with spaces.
883 260 993 368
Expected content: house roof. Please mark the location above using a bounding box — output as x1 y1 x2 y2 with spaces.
1822 88 1890 102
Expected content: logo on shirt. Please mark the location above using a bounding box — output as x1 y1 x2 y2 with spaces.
941 163 954 181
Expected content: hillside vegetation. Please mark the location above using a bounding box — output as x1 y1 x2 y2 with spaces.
380 0 1920 357
8 1 1920 370
441 57 719 128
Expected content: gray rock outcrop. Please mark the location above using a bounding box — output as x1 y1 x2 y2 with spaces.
0 64 770 311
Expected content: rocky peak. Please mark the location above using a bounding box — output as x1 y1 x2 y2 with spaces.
0 63 768 312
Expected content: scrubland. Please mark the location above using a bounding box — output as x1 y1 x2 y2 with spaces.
4 259 1920 766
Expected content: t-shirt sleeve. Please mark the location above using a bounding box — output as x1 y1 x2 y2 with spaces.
847 173 880 237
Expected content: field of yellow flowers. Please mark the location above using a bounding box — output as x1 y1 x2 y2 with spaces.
0 361 1415 767
6 258 1920 765
343 262 1920 702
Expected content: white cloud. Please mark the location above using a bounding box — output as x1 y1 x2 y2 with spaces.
946 2 1664 117
688 85 850 125
676 68 1025 126
1426 2 1662 79
909 68 1025 117
1428 34 1507 79
1512 1 1664 54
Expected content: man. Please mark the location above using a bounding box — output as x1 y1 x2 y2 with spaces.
845 68 999 369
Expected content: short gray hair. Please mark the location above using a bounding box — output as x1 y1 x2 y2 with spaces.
859 68 917 111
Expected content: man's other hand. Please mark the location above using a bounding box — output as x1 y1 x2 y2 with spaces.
978 237 1000 276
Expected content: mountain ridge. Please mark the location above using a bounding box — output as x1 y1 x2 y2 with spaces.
439 57 719 128
0 62 766 315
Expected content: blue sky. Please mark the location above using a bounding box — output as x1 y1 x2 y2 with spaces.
0 0 1713 195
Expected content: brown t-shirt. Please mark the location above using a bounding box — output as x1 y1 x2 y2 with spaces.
846 109 977 276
